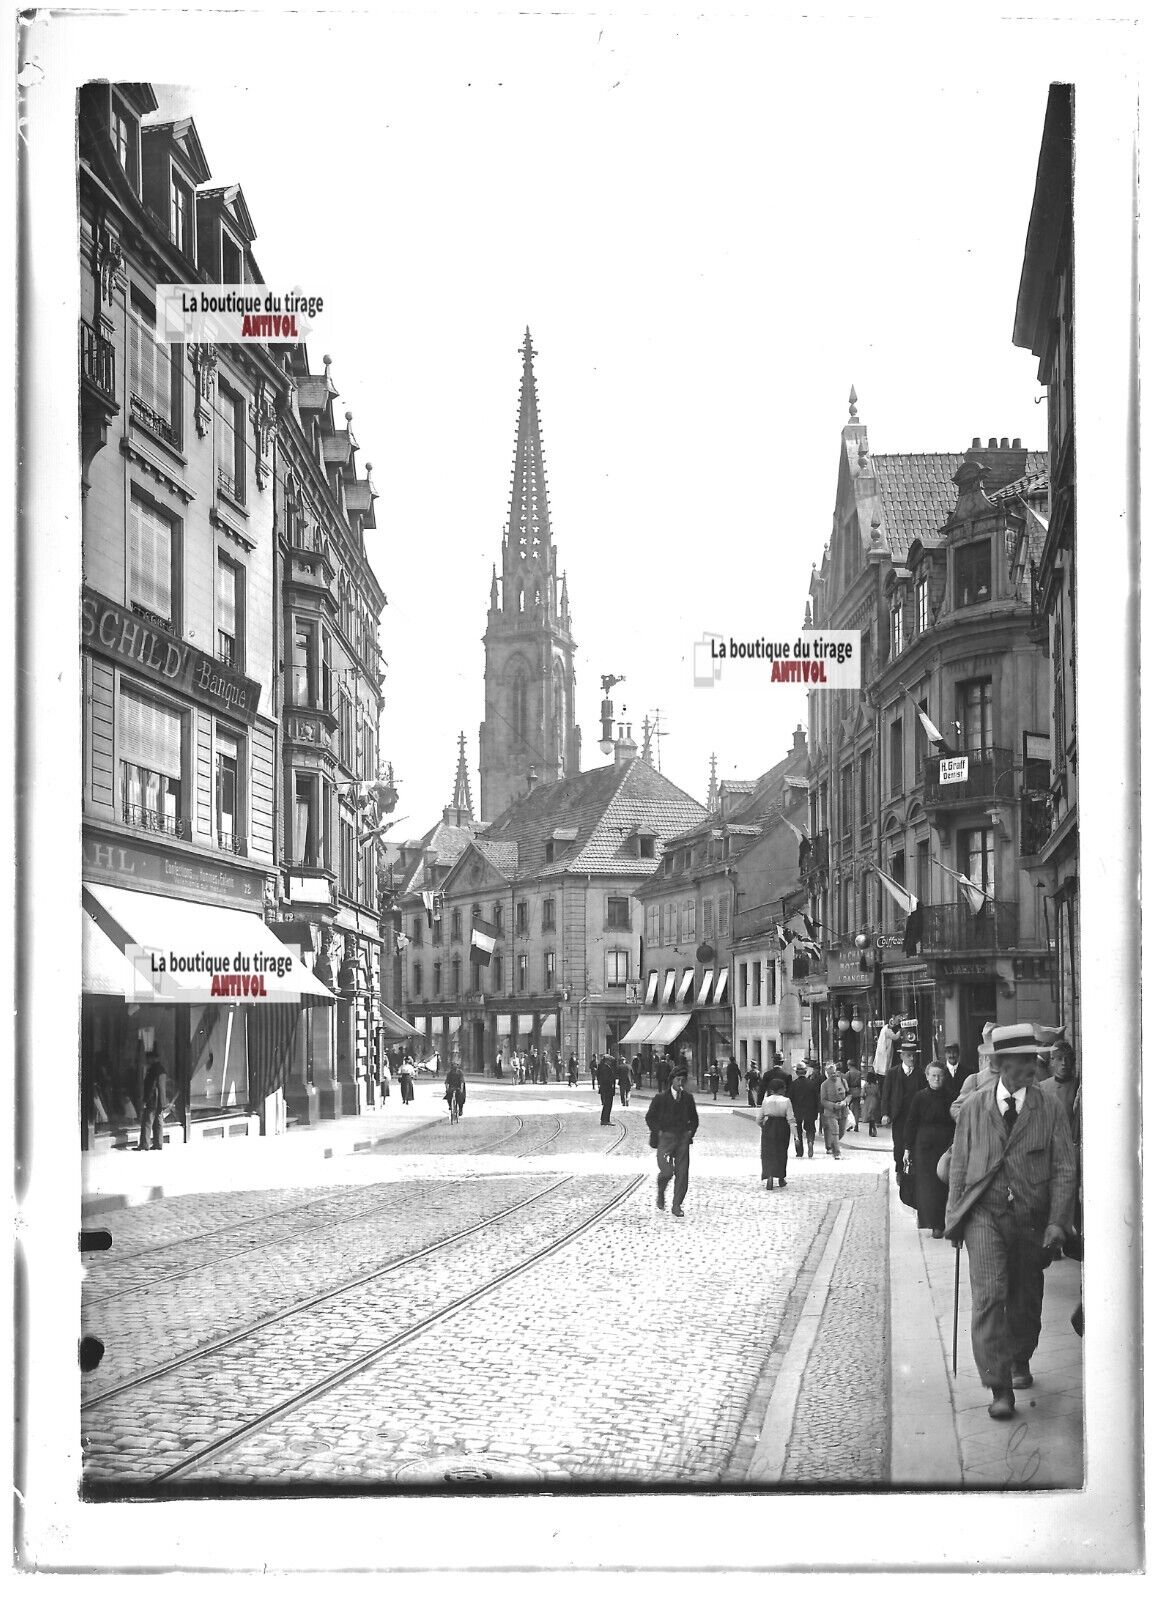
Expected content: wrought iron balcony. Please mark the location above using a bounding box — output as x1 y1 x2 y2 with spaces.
79 321 116 406
216 829 247 855
923 747 1015 810
920 900 1018 954
122 805 188 839
1019 790 1055 858
799 829 830 882
130 393 180 450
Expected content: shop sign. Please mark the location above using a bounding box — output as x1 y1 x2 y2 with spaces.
82 586 261 724
940 756 969 784
826 946 871 989
624 980 642 1004
83 833 263 905
939 958 994 978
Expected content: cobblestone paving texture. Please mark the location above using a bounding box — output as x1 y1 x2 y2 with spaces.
77 1089 915 1493
780 1175 889 1483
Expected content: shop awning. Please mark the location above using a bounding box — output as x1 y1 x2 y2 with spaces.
380 1004 424 1039
713 970 729 1004
83 913 160 998
677 969 694 1004
645 971 658 1005
661 971 676 1004
517 1014 535 1035
83 883 334 1002
646 1014 692 1046
622 1013 662 1045
539 1015 557 1038
695 971 714 1005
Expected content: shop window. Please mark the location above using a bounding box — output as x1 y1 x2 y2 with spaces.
188 1008 249 1117
119 687 184 837
216 378 246 505
606 949 629 988
128 492 178 634
216 552 244 669
214 726 242 852
955 539 992 608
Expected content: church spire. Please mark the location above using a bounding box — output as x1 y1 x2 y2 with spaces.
506 327 554 576
450 732 474 822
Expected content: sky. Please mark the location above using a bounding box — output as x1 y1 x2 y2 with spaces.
122 11 1118 835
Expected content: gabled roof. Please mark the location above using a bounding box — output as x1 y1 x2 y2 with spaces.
872 454 961 559
395 815 483 896
479 759 705 881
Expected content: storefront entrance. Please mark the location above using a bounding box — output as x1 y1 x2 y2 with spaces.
960 979 998 1077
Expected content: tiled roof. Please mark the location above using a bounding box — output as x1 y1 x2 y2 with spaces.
481 760 705 881
397 816 483 894
872 455 961 559
476 840 519 877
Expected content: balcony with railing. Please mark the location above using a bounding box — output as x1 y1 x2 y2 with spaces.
79 321 117 407
122 804 188 840
923 747 1015 810
920 900 1018 954
130 393 180 451
1019 790 1055 858
798 829 830 883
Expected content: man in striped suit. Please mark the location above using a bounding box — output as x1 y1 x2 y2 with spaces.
945 1023 1077 1421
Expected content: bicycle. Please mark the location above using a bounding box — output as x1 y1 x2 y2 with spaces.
448 1092 459 1125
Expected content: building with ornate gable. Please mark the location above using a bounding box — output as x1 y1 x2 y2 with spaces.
797 394 1054 1077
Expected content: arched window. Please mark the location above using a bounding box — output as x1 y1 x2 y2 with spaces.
517 586 525 614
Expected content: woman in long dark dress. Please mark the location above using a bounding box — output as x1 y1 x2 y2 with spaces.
902 1061 956 1235
756 1074 798 1189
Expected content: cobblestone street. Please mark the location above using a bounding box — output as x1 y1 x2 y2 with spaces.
80 1083 1078 1495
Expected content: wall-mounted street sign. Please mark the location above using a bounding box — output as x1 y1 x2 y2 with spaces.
940 756 969 784
624 980 642 1004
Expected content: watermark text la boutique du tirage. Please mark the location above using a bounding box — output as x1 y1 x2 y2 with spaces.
693 630 860 689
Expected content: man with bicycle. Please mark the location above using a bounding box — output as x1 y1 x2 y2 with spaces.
444 1062 466 1120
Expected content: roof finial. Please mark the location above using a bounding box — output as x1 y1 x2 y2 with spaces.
848 385 859 422
707 752 719 813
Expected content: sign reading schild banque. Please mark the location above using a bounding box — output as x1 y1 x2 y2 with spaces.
82 586 262 723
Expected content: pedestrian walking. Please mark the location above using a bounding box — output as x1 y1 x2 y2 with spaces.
1040 1039 1078 1123
787 1061 820 1157
567 1052 578 1086
709 1062 721 1100
726 1057 740 1100
883 1043 924 1178
861 1069 882 1137
950 1025 1000 1122
645 1063 699 1218
631 1053 642 1091
945 1023 1077 1421
137 1049 170 1151
590 1053 599 1091
555 1051 563 1083
942 1041 964 1098
495 1050 504 1079
902 1061 955 1235
756 1073 798 1188
616 1056 632 1107
745 1065 761 1107
596 1055 617 1125
398 1056 415 1106
657 1058 671 1096
820 1062 848 1158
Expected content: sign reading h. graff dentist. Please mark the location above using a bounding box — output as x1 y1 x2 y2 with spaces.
82 587 261 724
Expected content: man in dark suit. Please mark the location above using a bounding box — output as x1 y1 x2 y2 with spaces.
945 1023 1077 1421
882 1043 924 1179
596 1055 617 1125
645 1063 699 1217
787 1063 821 1158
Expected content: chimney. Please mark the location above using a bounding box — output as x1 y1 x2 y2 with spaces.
1013 436 1022 448
1000 436 1010 449
792 724 807 758
613 722 638 768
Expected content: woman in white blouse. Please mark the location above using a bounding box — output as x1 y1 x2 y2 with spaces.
756 1074 799 1189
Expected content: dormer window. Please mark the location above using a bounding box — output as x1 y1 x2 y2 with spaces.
915 574 930 633
890 597 904 656
955 539 992 608
639 835 655 859
221 230 243 284
169 172 193 258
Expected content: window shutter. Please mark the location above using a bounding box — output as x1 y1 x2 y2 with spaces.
119 689 181 777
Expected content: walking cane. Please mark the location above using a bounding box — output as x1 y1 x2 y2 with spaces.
952 1242 961 1377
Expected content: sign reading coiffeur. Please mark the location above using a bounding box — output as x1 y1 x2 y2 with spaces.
82 587 261 723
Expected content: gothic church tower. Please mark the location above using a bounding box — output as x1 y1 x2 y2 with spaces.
480 330 581 821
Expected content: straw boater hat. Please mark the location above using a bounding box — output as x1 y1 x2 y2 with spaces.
989 1023 1047 1057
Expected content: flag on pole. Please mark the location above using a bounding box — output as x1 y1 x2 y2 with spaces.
421 889 435 928
903 901 924 957
470 919 497 966
903 686 951 753
775 924 789 951
776 810 808 844
932 858 988 915
874 865 918 916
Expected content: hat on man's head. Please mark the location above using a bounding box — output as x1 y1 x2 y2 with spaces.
668 1063 689 1080
990 1022 1046 1058
900 1041 918 1055
795 1064 807 1075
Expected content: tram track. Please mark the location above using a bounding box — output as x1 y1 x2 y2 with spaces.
151 1172 645 1483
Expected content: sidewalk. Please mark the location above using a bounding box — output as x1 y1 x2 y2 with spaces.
887 1173 1083 1488
81 1092 450 1218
